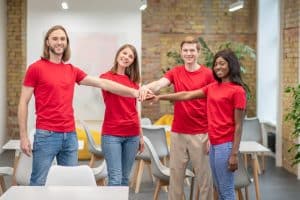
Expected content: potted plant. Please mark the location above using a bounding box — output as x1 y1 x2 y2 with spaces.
285 85 300 166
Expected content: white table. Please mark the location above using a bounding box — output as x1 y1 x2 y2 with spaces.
2 140 84 151
2 139 84 185
239 141 270 200
0 186 128 200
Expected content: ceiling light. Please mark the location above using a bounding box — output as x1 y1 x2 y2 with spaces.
229 0 244 12
140 0 147 11
61 1 69 10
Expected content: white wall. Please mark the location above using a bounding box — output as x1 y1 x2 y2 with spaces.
27 0 141 131
0 0 7 152
257 0 280 126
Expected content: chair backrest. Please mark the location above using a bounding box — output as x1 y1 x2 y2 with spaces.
15 153 33 185
143 136 169 181
234 154 252 189
141 118 152 125
242 117 262 142
80 120 102 155
92 160 108 181
45 165 97 186
138 127 169 160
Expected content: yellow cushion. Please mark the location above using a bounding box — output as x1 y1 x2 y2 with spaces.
76 128 101 160
154 114 174 125
154 114 174 147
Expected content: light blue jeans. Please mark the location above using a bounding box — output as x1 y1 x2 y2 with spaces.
209 142 235 200
101 134 139 186
30 129 78 186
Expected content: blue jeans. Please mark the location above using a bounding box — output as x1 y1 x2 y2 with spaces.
101 134 139 186
209 142 235 200
30 129 78 186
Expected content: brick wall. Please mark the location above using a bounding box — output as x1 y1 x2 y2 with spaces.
6 0 27 138
141 0 257 122
281 0 300 174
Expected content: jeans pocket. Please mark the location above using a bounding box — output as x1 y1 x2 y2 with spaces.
34 129 55 144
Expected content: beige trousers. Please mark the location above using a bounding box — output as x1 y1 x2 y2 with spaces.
168 132 213 200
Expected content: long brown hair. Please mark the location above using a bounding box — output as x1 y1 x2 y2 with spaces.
110 44 140 83
42 25 71 62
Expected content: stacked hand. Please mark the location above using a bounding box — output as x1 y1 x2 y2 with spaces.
138 86 155 101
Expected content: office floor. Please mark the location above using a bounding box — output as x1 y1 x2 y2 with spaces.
1 151 300 200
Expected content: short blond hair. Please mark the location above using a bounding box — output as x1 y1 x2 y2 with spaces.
180 36 200 51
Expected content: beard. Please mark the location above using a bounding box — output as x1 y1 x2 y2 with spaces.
49 46 66 56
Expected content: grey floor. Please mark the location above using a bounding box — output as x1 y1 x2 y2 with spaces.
1 151 300 200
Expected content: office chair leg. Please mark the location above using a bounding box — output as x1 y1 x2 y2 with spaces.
261 153 265 173
96 178 106 186
153 180 162 200
213 186 219 200
0 176 6 195
245 187 249 200
89 154 95 167
237 189 244 200
135 160 145 193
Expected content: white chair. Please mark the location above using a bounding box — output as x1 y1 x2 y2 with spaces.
80 120 104 167
45 165 97 186
234 154 252 200
141 118 152 125
92 160 108 186
143 136 194 200
242 117 265 172
0 167 13 195
131 127 169 193
15 153 33 186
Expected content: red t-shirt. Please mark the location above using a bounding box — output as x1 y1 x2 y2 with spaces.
202 82 247 145
23 58 87 132
100 71 140 137
164 65 215 134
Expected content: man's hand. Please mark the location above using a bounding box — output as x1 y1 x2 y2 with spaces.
138 86 154 101
20 137 32 156
228 154 238 172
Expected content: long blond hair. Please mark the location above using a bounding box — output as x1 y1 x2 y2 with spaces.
42 25 71 62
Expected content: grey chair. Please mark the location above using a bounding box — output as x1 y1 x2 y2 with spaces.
143 136 194 200
131 127 169 193
141 117 152 125
80 120 104 167
242 117 265 172
0 167 13 195
45 165 97 186
92 160 108 186
15 152 33 186
234 154 252 200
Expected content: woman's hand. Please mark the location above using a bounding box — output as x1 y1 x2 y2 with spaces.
138 86 154 101
138 136 145 153
228 154 238 172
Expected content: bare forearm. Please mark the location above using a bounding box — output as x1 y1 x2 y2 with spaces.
144 81 163 92
231 109 245 156
18 102 28 139
158 89 204 101
231 125 242 156
81 76 139 98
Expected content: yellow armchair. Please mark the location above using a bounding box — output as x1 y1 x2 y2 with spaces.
76 128 101 160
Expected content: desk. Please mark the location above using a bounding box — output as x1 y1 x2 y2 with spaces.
2 140 84 185
2 140 84 151
239 141 270 200
0 186 128 200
